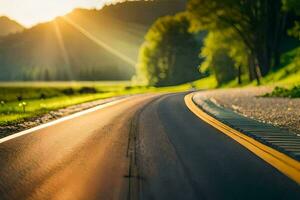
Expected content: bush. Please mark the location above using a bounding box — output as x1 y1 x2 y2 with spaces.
79 87 97 94
264 86 300 98
124 86 133 90
40 93 46 99
17 95 23 101
62 88 75 95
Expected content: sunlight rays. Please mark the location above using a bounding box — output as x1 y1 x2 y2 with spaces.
62 16 136 67
0 0 121 27
53 21 74 79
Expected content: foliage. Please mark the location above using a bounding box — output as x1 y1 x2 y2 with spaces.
188 0 288 76
137 14 201 86
283 0 300 14
200 28 249 84
210 49 236 85
218 45 300 87
263 86 300 98
288 22 300 40
283 0 300 41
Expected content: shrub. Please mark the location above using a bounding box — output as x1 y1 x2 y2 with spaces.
79 87 97 94
62 88 75 95
264 86 300 98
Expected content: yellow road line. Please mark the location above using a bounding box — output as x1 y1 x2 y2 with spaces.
185 93 300 184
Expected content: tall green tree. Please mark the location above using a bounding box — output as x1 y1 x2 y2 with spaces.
137 14 201 86
188 0 288 76
200 28 251 85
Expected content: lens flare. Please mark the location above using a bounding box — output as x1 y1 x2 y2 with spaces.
62 16 136 67
53 21 74 79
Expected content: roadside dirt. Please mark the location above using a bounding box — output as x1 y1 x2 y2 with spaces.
194 87 300 135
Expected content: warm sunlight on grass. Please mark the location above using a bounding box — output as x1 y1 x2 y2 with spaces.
0 79 216 125
0 81 130 125
0 93 117 125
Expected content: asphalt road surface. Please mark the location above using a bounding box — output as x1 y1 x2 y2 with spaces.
0 93 299 200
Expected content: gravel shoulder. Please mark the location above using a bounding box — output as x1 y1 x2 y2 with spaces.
0 95 128 138
194 87 300 135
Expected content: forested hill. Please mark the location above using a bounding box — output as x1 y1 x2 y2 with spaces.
100 0 186 25
0 16 24 36
0 0 186 81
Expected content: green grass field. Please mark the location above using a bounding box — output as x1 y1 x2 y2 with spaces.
0 81 131 125
0 80 216 126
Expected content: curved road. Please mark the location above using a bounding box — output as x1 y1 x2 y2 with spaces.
0 93 299 200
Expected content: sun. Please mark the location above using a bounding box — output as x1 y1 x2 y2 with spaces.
0 0 119 27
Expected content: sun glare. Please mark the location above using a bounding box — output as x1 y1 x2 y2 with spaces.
0 0 121 27
63 16 136 66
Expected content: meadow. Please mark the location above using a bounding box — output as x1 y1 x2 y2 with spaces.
0 81 131 125
0 80 216 125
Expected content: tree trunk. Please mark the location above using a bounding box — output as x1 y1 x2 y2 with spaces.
248 55 255 81
252 52 262 85
237 65 242 85
248 53 261 85
255 64 261 85
256 45 271 76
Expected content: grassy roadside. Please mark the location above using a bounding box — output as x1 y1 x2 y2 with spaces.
0 66 297 127
0 92 120 126
0 81 128 125
0 79 216 126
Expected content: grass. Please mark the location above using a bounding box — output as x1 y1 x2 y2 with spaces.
0 81 132 125
219 46 300 89
0 79 217 126
0 92 118 125
0 81 131 102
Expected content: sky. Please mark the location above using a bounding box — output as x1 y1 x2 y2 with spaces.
0 0 124 27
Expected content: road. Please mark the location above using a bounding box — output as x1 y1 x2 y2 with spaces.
0 93 299 200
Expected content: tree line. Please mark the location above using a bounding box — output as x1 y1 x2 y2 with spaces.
137 0 300 86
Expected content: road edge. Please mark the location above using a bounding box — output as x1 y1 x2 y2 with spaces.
184 93 300 185
0 97 129 144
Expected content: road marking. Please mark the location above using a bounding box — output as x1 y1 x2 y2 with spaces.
184 93 300 184
0 97 129 144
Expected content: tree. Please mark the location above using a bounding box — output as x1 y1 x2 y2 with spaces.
137 14 201 86
211 49 237 85
283 0 300 40
188 0 288 76
200 28 252 85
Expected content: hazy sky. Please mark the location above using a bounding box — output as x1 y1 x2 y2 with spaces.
0 0 123 27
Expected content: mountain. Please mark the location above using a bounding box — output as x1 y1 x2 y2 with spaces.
0 0 186 81
0 16 24 36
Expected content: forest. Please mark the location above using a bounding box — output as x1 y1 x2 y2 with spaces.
137 0 300 87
